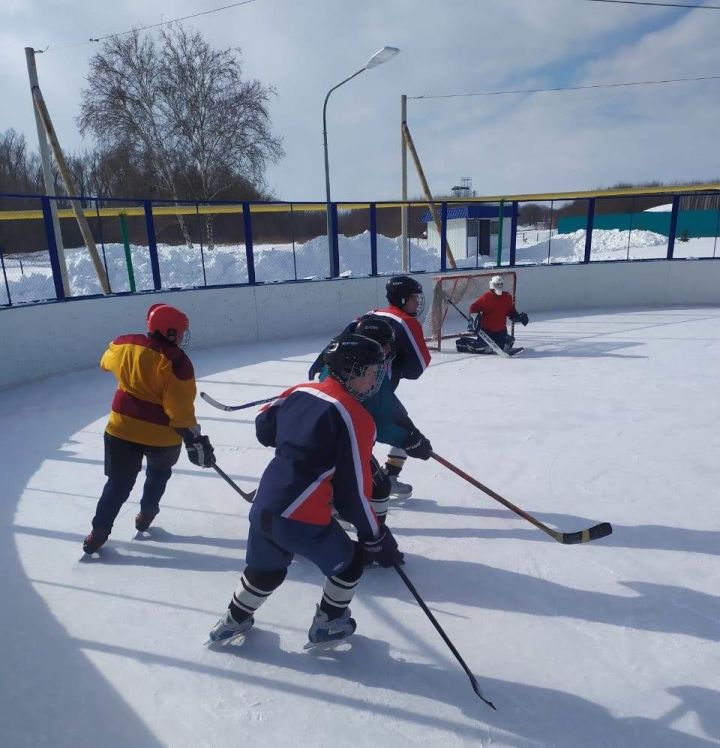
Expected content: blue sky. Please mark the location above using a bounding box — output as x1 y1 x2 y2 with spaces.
2 0 718 201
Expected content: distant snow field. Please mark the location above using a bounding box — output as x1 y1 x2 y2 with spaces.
2 228 717 306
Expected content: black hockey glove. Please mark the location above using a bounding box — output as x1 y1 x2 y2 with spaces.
371 455 391 501
184 433 215 467
518 312 529 326
361 527 403 567
402 428 432 461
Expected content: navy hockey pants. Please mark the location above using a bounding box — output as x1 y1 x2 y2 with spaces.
246 507 355 578
92 432 181 530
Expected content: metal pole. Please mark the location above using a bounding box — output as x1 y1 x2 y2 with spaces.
323 68 364 278
401 94 409 271
31 84 110 294
25 47 69 295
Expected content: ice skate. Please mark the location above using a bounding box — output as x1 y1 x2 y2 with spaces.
205 611 254 646
388 475 412 499
305 605 356 648
82 527 110 555
135 510 158 532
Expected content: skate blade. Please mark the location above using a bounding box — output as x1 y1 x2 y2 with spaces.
303 637 353 652
204 632 249 648
132 529 151 541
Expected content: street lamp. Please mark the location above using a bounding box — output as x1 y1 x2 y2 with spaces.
323 46 400 277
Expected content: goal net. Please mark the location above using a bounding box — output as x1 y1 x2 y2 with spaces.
422 270 517 351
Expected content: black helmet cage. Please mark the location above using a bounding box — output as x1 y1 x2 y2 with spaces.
323 333 386 401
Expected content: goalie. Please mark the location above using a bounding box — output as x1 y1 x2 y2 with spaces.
456 274 529 354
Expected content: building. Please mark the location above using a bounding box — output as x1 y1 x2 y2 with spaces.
423 204 513 260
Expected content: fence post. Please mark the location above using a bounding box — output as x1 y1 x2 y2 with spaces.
119 213 136 292
41 196 65 300
0 247 11 305
143 201 161 290
330 203 340 278
440 202 448 272
370 203 378 276
667 195 679 260
509 201 518 267
584 198 595 264
243 202 255 285
496 199 505 267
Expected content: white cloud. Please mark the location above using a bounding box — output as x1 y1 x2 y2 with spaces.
1 0 717 202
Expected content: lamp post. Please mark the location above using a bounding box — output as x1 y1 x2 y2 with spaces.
323 46 400 277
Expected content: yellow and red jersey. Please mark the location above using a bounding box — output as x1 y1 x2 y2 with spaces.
100 333 198 447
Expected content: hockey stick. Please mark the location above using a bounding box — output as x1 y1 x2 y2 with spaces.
212 464 256 503
393 562 496 709
200 391 275 412
443 295 510 358
431 452 612 545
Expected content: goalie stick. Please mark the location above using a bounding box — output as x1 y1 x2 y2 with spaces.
200 391 275 412
431 452 612 545
443 295 511 358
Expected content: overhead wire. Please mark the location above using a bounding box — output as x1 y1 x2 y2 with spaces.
582 0 720 9
409 74 720 99
43 0 259 51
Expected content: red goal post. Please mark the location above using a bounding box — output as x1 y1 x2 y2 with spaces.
422 270 517 351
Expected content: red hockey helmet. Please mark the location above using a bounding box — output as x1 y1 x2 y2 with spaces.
146 303 189 345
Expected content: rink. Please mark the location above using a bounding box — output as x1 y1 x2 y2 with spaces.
2 306 719 747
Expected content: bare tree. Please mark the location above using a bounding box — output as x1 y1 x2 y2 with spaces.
78 24 283 249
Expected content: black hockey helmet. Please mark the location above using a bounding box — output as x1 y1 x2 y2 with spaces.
354 314 396 360
323 333 385 400
385 275 424 316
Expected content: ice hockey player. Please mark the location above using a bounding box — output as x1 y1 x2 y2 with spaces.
372 275 433 498
82 303 216 554
457 274 529 354
208 333 403 647
309 313 433 513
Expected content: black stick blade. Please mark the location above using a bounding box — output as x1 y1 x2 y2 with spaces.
470 676 497 710
561 522 613 545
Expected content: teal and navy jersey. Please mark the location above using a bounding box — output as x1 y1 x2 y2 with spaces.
252 378 381 542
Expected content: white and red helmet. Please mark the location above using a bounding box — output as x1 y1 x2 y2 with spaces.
146 303 189 345
489 275 504 295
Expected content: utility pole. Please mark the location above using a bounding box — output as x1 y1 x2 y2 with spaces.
25 47 69 295
401 94 409 271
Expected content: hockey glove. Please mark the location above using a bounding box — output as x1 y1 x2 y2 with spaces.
402 428 432 461
184 433 215 468
518 312 529 326
361 527 403 567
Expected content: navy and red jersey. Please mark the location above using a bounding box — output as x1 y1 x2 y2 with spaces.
252 378 381 542
101 333 197 447
469 291 518 333
371 305 431 390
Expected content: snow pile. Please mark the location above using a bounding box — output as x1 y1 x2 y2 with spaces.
1 232 440 304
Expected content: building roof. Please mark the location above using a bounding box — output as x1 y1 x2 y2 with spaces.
421 204 513 222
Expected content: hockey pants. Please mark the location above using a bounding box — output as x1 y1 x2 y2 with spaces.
92 432 181 530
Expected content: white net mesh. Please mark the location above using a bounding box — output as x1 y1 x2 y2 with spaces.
422 271 517 350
